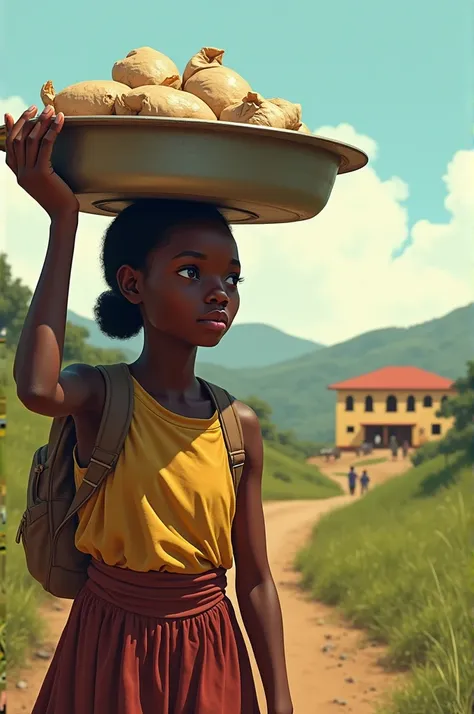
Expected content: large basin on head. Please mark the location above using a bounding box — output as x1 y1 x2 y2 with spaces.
0 116 368 224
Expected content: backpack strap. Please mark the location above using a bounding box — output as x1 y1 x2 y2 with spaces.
64 363 134 521
199 379 245 493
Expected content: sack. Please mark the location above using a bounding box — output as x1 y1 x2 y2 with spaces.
40 80 130 116
220 92 286 128
182 46 225 84
16 364 245 600
183 47 252 118
115 85 217 120
112 47 181 90
268 98 302 130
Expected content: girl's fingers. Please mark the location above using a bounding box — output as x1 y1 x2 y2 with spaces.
36 113 64 171
5 106 37 144
4 114 14 132
25 106 55 168
4 114 17 172
6 106 37 173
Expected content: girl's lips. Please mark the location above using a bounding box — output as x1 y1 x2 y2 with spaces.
197 320 227 332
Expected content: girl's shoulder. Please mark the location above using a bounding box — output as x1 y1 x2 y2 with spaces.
232 399 263 460
60 362 106 416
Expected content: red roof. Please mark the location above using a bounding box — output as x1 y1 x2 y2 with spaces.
328 366 454 391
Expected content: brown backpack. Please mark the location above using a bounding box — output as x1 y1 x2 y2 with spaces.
15 363 245 599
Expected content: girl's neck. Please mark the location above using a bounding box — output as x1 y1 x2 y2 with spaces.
130 330 199 395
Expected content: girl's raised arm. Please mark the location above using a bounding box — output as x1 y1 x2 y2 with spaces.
6 106 103 418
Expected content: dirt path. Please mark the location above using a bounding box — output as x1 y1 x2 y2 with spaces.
9 452 408 713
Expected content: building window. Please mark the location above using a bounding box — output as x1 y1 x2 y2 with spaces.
345 396 354 412
406 395 415 412
431 424 441 435
423 395 433 408
364 395 373 412
386 395 397 412
347 426 355 433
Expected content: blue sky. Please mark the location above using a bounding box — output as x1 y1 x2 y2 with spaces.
2 0 473 343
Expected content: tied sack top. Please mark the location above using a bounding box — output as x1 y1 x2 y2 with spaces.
73 376 237 573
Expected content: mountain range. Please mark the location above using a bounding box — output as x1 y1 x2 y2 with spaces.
68 302 474 443
67 311 324 368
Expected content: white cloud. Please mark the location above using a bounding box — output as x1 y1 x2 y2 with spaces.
233 126 473 343
1 96 473 345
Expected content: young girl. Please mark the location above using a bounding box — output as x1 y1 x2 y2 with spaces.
5 105 293 714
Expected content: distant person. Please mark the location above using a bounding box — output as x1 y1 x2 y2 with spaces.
360 470 370 495
348 466 358 496
389 435 399 460
402 440 409 459
374 434 382 448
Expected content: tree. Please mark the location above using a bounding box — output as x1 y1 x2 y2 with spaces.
0 253 32 343
413 361 474 465
1 254 126 364
437 361 474 432
63 323 91 362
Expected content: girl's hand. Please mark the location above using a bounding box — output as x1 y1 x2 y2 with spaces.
4 105 79 220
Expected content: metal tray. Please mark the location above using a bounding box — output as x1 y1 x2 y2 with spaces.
0 116 368 224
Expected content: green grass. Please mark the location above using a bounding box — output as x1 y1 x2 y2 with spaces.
4 373 49 673
354 456 388 466
295 454 473 714
262 444 342 500
0 438 5 694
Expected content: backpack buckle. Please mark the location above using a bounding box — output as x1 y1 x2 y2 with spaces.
90 456 113 470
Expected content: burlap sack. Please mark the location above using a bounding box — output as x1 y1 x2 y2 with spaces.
115 85 217 119
40 80 130 116
269 98 302 130
298 123 312 134
220 92 286 128
182 47 224 84
112 47 181 89
183 47 251 118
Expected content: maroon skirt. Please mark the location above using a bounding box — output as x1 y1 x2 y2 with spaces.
32 560 260 714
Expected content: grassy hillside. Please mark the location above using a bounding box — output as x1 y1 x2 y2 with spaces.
67 311 323 369
4 355 339 670
262 443 340 500
296 455 473 714
198 302 474 441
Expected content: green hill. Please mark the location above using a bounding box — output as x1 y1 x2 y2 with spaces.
67 311 324 369
68 303 474 443
197 303 474 442
262 443 340 500
296 454 473 714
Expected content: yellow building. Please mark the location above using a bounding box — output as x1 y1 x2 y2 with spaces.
328 366 455 450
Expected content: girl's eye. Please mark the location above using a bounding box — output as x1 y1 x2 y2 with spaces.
226 274 244 287
177 266 200 280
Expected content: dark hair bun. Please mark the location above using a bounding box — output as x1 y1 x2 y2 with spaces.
94 290 143 339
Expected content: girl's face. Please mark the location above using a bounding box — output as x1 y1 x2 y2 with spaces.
120 218 242 348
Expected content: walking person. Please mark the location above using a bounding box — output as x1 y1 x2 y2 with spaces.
360 469 370 495
5 106 293 714
348 466 358 496
389 434 399 461
402 440 409 459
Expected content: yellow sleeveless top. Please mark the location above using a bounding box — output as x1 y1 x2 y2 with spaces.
73 377 236 573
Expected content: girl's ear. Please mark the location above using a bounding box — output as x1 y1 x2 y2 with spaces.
116 265 142 305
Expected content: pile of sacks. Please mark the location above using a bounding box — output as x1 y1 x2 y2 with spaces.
40 46 311 133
